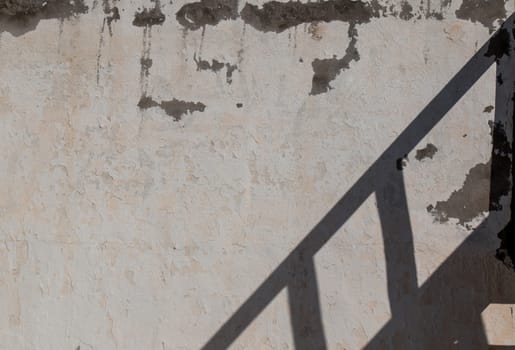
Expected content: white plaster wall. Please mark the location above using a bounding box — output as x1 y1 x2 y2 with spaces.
0 0 514 349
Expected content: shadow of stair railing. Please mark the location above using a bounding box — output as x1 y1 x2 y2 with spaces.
201 13 515 350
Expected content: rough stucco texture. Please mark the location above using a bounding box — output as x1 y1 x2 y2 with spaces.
1 0 515 349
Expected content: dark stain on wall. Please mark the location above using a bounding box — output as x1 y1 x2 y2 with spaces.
225 63 237 84
96 0 120 84
428 121 511 226
194 54 225 72
138 95 206 121
455 0 506 33
104 2 120 35
133 1 165 27
194 54 238 84
415 143 438 161
239 0 380 33
176 0 238 31
0 0 88 35
140 57 153 77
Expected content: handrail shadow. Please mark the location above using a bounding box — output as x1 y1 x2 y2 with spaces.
202 13 515 350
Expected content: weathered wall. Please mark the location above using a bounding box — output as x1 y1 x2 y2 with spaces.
1 0 515 349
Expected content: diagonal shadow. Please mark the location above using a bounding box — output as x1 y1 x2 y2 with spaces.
202 14 515 350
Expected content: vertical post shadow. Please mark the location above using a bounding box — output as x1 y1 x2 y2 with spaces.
376 171 418 325
287 254 327 350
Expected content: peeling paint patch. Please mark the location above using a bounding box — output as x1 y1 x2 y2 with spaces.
483 105 494 113
310 25 359 95
428 122 511 227
138 95 206 121
0 0 48 15
176 0 238 31
427 162 491 226
133 1 165 27
311 55 349 95
455 0 506 32
415 143 438 161
0 0 88 35
0 0 86 16
239 0 380 33
399 1 414 21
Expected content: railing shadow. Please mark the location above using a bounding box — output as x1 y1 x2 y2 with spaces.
202 13 515 350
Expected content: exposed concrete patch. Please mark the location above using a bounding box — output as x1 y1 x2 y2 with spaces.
138 95 206 121
455 0 506 33
133 1 165 27
428 122 511 227
176 0 238 31
415 143 438 161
